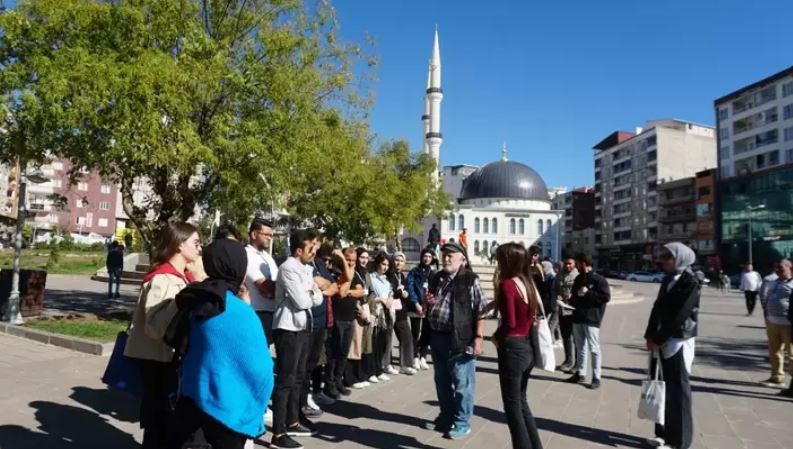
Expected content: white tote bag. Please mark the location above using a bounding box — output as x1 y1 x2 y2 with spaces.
512 278 556 372
638 353 666 425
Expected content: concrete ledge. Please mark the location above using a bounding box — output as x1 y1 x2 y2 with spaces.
0 323 113 356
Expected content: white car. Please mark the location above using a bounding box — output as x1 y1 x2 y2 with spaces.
626 271 664 283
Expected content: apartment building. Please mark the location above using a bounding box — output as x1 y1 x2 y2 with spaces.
593 119 716 271
551 187 596 257
694 169 718 265
715 65 793 271
657 177 696 248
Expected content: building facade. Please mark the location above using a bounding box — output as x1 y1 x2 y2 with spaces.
694 169 718 266
552 187 595 258
657 177 696 247
715 65 793 272
593 119 717 270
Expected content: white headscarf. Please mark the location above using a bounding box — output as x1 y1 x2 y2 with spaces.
663 242 696 275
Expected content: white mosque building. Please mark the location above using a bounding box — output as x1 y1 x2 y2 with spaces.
402 30 563 262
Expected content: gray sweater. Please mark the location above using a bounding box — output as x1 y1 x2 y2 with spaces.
765 276 793 325
273 257 324 332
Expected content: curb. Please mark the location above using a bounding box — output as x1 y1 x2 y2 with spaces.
610 296 646 306
0 323 114 356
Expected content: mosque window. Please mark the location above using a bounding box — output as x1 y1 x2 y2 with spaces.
474 217 480 233
483 240 489 253
547 219 552 234
492 218 498 233
538 219 544 234
518 219 525 235
448 214 455 231
509 218 516 234
483 218 489 234
474 240 480 254
458 214 465 230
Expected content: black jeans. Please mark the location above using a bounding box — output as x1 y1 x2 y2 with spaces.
394 311 414 367
138 359 177 449
410 316 429 360
497 336 543 449
653 349 693 449
272 329 310 435
744 291 758 315
370 327 387 376
301 328 327 406
172 397 246 449
559 314 576 367
326 320 354 391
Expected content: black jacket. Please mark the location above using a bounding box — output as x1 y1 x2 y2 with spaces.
418 268 479 354
644 271 700 345
570 271 610 327
107 248 124 270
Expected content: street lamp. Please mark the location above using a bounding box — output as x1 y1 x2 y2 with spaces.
746 203 766 266
3 168 48 324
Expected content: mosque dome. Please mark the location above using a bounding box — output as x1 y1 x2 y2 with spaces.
459 159 550 202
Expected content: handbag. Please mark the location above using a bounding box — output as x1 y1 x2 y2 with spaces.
101 330 143 397
513 278 556 372
638 353 666 425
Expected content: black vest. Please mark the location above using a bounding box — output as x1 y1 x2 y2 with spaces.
427 269 479 353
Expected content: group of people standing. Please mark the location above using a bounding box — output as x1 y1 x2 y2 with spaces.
120 218 704 449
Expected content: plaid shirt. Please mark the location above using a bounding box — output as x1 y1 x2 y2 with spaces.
428 272 487 332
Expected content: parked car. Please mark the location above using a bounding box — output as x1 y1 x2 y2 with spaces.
626 271 664 283
598 269 628 280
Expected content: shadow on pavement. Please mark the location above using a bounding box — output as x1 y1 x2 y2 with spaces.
0 401 138 449
470 403 645 448
310 421 445 449
69 386 140 424
323 400 426 429
43 289 136 316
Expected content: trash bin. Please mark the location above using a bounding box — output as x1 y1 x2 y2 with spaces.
0 268 47 318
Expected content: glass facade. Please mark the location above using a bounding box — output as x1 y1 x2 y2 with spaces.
720 166 793 271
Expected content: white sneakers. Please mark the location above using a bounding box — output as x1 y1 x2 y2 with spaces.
400 367 418 375
368 375 381 384
412 357 421 370
377 373 391 382
419 357 430 370
351 381 370 389
385 365 399 375
306 394 321 412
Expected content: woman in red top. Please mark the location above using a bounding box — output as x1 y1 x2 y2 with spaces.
493 242 543 449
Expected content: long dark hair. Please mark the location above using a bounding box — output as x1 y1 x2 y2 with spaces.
495 242 538 316
154 222 198 267
372 252 390 275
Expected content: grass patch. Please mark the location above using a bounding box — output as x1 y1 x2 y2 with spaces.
24 316 128 342
0 249 106 275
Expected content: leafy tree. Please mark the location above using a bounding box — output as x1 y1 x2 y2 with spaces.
0 0 374 254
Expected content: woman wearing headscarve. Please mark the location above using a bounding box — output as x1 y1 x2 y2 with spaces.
171 239 274 449
644 242 700 449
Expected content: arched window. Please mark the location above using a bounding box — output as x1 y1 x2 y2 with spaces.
448 214 455 231
483 218 489 234
518 218 525 235
538 219 544 235
509 218 516 234
474 240 480 254
474 217 481 233
492 240 498 251
458 214 465 230
547 219 552 235
483 240 489 254
492 218 498 233
401 238 420 252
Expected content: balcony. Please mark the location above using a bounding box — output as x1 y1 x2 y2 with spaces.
658 193 694 207
659 229 696 241
732 108 778 136
659 210 695 223
27 202 52 213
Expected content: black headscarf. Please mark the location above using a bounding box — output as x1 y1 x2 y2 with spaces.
175 238 247 318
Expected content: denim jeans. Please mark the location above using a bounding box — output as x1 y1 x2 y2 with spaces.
429 332 476 430
573 324 601 379
107 267 122 297
497 336 544 449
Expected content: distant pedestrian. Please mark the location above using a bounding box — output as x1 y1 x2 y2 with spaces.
124 233 134 252
428 223 440 250
457 228 468 249
759 259 793 391
644 242 700 449
106 241 124 299
718 270 730 293
740 264 763 316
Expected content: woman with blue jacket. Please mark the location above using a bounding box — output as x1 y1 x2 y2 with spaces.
171 239 274 449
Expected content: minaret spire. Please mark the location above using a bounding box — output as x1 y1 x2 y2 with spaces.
425 28 443 183
501 142 508 161
421 59 431 155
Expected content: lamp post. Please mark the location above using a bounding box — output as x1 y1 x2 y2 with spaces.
746 203 766 266
4 168 48 324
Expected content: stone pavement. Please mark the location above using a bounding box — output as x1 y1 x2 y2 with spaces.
1 280 792 449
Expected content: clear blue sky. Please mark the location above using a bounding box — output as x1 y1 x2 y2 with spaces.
332 0 793 188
